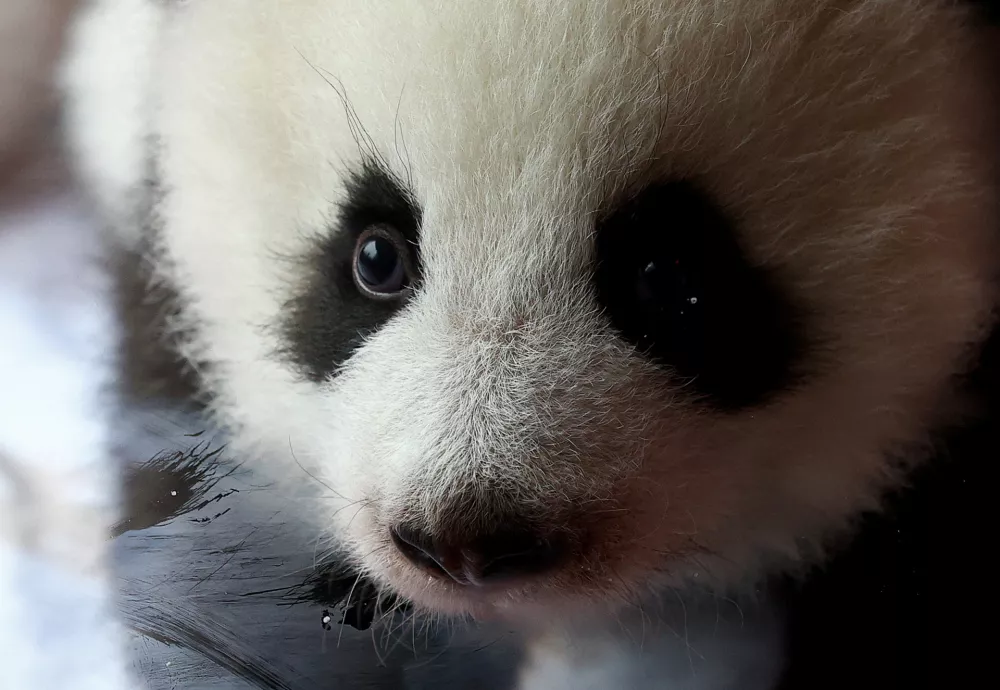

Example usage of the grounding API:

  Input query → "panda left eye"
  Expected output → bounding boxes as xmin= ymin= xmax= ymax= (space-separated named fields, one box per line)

xmin=595 ymin=184 xmax=706 ymax=376
xmin=352 ymin=224 xmax=412 ymax=299
xmin=628 ymin=245 xmax=703 ymax=356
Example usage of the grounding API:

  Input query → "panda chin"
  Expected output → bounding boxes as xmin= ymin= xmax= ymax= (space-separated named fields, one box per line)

xmin=380 ymin=563 xmax=633 ymax=626
xmin=372 ymin=557 xmax=585 ymax=623
xmin=378 ymin=569 xmax=527 ymax=621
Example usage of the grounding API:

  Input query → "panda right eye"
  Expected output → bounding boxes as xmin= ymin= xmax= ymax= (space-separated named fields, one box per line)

xmin=352 ymin=225 xmax=413 ymax=299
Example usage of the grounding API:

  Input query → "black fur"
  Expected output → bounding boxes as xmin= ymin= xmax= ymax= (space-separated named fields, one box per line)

xmin=593 ymin=180 xmax=808 ymax=411
xmin=775 ymin=312 xmax=1000 ymax=689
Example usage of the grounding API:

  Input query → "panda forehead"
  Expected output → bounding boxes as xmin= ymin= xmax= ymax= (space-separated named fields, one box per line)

xmin=342 ymin=155 xmax=600 ymax=315
xmin=302 ymin=3 xmax=694 ymax=237
xmin=327 ymin=101 xmax=655 ymax=259
xmin=323 ymin=108 xmax=661 ymax=301
xmin=297 ymin=4 xmax=784 ymax=283
xmin=412 ymin=175 xmax=598 ymax=292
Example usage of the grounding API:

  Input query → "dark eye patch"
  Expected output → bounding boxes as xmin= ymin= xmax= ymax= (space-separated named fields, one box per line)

xmin=283 ymin=159 xmax=422 ymax=381
xmin=594 ymin=180 xmax=806 ymax=411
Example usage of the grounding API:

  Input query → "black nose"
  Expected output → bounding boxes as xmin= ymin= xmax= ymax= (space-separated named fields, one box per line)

xmin=390 ymin=524 xmax=566 ymax=586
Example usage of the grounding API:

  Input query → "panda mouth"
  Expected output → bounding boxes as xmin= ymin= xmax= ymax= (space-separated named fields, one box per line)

xmin=299 ymin=564 xmax=411 ymax=632
xmin=336 ymin=577 xmax=405 ymax=631
xmin=389 ymin=524 xmax=570 ymax=588
xmin=315 ymin=566 xmax=521 ymax=630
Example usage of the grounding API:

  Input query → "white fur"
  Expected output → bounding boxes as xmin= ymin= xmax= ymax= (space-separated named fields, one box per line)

xmin=63 ymin=0 xmax=998 ymax=686
xmin=61 ymin=0 xmax=164 ymax=246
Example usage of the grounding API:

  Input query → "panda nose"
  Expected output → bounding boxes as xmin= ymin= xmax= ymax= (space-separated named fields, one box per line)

xmin=390 ymin=523 xmax=566 ymax=586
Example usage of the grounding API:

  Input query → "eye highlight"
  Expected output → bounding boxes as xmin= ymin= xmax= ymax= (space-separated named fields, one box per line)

xmin=353 ymin=224 xmax=412 ymax=299
xmin=594 ymin=180 xmax=805 ymax=411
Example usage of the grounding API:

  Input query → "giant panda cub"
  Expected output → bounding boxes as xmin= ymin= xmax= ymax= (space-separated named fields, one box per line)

xmin=62 ymin=1 xmax=998 ymax=688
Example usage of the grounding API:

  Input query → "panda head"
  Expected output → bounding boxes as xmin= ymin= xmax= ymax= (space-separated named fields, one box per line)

xmin=111 ymin=0 xmax=997 ymax=620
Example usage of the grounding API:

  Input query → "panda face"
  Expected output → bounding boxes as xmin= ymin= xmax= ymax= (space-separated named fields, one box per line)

xmin=135 ymin=0 xmax=995 ymax=619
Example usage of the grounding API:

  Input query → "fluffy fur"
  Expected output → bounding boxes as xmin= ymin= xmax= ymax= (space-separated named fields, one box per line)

xmin=62 ymin=0 xmax=998 ymax=687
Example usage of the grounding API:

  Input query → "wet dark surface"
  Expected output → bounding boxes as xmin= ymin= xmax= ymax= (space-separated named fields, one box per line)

xmin=113 ymin=406 xmax=524 ymax=690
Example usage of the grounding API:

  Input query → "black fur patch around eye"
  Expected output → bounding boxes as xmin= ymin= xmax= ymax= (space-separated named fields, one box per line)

xmin=282 ymin=160 xmax=422 ymax=381
xmin=594 ymin=180 xmax=807 ymax=412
